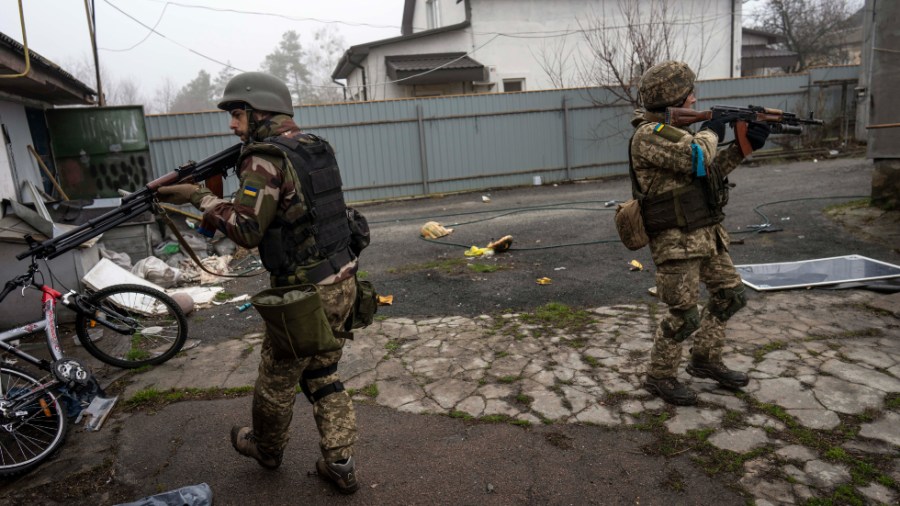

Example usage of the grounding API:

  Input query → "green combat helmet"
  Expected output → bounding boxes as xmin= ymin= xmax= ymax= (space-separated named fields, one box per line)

xmin=639 ymin=61 xmax=695 ymax=112
xmin=218 ymin=72 xmax=294 ymax=116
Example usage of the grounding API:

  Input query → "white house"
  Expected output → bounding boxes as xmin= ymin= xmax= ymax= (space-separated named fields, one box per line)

xmin=333 ymin=0 xmax=745 ymax=100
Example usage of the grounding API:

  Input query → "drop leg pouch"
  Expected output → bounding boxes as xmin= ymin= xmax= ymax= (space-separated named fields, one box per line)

xmin=251 ymin=284 xmax=341 ymax=359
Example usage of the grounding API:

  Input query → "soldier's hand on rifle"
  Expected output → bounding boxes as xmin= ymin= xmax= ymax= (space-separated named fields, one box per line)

xmin=746 ymin=122 xmax=770 ymax=151
xmin=157 ymin=184 xmax=199 ymax=205
xmin=700 ymin=117 xmax=728 ymax=141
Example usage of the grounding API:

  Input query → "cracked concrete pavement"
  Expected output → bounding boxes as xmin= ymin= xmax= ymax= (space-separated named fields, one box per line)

xmin=101 ymin=287 xmax=899 ymax=505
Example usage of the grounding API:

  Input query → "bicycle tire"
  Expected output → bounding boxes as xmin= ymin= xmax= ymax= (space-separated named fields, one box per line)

xmin=75 ymin=284 xmax=188 ymax=368
xmin=0 ymin=365 xmax=69 ymax=477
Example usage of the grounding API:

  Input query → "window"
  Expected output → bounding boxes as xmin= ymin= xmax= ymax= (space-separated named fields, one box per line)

xmin=503 ymin=79 xmax=525 ymax=92
xmin=426 ymin=0 xmax=441 ymax=29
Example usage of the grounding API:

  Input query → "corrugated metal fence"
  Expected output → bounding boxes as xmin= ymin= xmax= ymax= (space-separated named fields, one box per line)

xmin=145 ymin=65 xmax=859 ymax=203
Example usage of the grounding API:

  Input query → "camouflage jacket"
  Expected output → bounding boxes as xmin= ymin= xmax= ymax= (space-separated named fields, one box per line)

xmin=190 ymin=115 xmax=355 ymax=284
xmin=630 ymin=110 xmax=745 ymax=264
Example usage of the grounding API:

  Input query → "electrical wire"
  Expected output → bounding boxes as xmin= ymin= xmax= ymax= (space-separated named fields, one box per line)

xmin=101 ymin=0 xmax=246 ymax=72
xmin=102 ymin=2 xmax=169 ymax=52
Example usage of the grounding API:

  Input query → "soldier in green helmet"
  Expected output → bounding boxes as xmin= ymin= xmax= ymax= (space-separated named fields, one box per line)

xmin=629 ymin=61 xmax=770 ymax=405
xmin=158 ymin=71 xmax=361 ymax=494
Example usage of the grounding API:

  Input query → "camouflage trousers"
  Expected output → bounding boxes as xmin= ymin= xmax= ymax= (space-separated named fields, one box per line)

xmin=648 ymin=252 xmax=743 ymax=378
xmin=253 ymin=275 xmax=358 ymax=463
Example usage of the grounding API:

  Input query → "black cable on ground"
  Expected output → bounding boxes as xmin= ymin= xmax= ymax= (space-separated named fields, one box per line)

xmin=417 ymin=195 xmax=871 ymax=251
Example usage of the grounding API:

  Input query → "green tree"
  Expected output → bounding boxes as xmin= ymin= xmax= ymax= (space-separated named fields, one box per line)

xmin=170 ymin=70 xmax=216 ymax=113
xmin=261 ymin=30 xmax=310 ymax=105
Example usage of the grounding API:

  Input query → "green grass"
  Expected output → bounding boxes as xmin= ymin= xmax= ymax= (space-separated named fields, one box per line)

xmin=361 ymin=384 xmax=379 ymax=398
xmin=823 ymin=198 xmax=870 ymax=214
xmin=449 ymin=410 xmax=473 ymax=421
xmin=582 ymin=354 xmax=599 ymax=367
xmin=214 ymin=291 xmax=236 ymax=302
xmin=885 ymin=393 xmax=900 ymax=411
xmin=468 ymin=263 xmax=501 ymax=273
xmin=356 ymin=270 xmax=369 ymax=280
xmin=520 ymin=302 xmax=594 ymax=333
xmin=124 ymin=385 xmax=253 ymax=409
xmin=385 ymin=339 xmax=400 ymax=353
xmin=515 ymin=394 xmax=534 ymax=405
xmin=497 ymin=375 xmax=520 ymax=384
xmin=753 ymin=340 xmax=786 ymax=362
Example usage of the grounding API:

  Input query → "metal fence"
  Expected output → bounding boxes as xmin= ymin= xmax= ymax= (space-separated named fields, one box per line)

xmin=145 ymin=65 xmax=859 ymax=203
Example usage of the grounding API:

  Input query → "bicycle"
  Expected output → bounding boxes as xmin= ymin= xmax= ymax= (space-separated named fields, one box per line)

xmin=0 ymin=258 xmax=188 ymax=476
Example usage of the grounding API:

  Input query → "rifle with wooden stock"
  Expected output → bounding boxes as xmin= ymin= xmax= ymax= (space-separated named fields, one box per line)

xmin=664 ymin=105 xmax=824 ymax=155
xmin=17 ymin=143 xmax=242 ymax=261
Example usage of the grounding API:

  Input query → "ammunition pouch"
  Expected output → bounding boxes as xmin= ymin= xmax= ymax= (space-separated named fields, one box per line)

xmin=251 ymin=284 xmax=344 ymax=360
xmin=259 ymin=226 xmax=287 ymax=272
xmin=642 ymin=179 xmax=724 ymax=235
xmin=351 ymin=278 xmax=378 ymax=329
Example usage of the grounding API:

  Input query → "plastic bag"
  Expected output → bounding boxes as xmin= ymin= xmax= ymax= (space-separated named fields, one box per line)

xmin=131 ymin=256 xmax=183 ymax=288
xmin=114 ymin=483 xmax=212 ymax=506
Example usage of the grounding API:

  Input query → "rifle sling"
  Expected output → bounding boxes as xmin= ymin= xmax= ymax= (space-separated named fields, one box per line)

xmin=160 ymin=211 xmax=262 ymax=279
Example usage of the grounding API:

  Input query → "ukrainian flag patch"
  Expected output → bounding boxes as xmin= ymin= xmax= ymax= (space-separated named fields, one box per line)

xmin=243 ymin=186 xmax=259 ymax=198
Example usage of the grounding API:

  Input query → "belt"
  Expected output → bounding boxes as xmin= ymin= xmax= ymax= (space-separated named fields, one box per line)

xmin=273 ymin=247 xmax=354 ymax=286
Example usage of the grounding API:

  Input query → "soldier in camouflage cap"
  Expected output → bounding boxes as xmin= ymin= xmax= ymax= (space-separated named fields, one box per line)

xmin=628 ymin=61 xmax=770 ymax=405
xmin=158 ymin=71 xmax=361 ymax=494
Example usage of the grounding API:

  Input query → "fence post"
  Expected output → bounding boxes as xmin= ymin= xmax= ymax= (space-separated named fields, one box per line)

xmin=416 ymin=104 xmax=430 ymax=195
xmin=562 ymin=96 xmax=572 ymax=181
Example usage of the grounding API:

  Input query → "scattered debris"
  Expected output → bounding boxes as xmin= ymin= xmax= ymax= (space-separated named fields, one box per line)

xmin=648 ymin=286 xmax=658 ymax=297
xmin=481 ymin=195 xmax=491 ymax=203
xmin=487 ymin=235 xmax=513 ymax=253
xmin=464 ymin=245 xmax=491 ymax=257
xmin=536 ymin=277 xmax=552 ymax=285
xmin=421 ymin=221 xmax=454 ymax=239
xmin=553 ymin=267 xmax=566 ymax=271
xmin=378 ymin=295 xmax=393 ymax=305
xmin=629 ymin=260 xmax=643 ymax=271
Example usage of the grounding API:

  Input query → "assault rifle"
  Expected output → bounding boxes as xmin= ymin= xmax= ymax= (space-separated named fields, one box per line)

xmin=17 ymin=143 xmax=242 ymax=261
xmin=664 ymin=105 xmax=824 ymax=155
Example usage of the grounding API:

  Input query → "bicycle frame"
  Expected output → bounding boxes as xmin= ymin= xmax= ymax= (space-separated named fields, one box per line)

xmin=0 ymin=284 xmax=67 ymax=371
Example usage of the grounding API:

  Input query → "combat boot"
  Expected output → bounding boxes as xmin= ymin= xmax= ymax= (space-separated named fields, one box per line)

xmin=230 ymin=426 xmax=282 ymax=470
xmin=316 ymin=457 xmax=360 ymax=495
xmin=686 ymin=356 xmax=749 ymax=389
xmin=643 ymin=376 xmax=697 ymax=406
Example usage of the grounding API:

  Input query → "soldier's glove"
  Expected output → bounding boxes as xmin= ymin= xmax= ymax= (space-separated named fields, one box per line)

xmin=700 ymin=117 xmax=728 ymax=141
xmin=157 ymin=184 xmax=199 ymax=205
xmin=746 ymin=121 xmax=770 ymax=151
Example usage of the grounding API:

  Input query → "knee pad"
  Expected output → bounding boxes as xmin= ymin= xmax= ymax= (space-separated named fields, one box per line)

xmin=299 ymin=364 xmax=344 ymax=404
xmin=709 ymin=285 xmax=746 ymax=321
xmin=662 ymin=305 xmax=700 ymax=343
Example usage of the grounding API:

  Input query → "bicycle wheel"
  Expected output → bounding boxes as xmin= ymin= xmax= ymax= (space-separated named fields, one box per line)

xmin=0 ymin=365 xmax=69 ymax=477
xmin=75 ymin=284 xmax=188 ymax=368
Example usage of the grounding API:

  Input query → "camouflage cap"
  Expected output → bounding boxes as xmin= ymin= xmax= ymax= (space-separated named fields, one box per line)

xmin=218 ymin=72 xmax=294 ymax=116
xmin=639 ymin=61 xmax=695 ymax=111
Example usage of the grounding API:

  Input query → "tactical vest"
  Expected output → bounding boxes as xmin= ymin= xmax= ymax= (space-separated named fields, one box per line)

xmin=632 ymin=122 xmax=729 ymax=236
xmin=247 ymin=134 xmax=353 ymax=285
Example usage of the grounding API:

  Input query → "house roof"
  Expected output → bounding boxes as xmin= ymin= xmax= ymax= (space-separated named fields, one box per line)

xmin=334 ymin=0 xmax=471 ymax=80
xmin=741 ymin=27 xmax=786 ymax=45
xmin=741 ymin=45 xmax=800 ymax=71
xmin=385 ymin=52 xmax=485 ymax=85
xmin=0 ymin=32 xmax=95 ymax=105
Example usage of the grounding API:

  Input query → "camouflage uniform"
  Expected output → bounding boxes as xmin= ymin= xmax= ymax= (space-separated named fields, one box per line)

xmin=630 ymin=110 xmax=746 ymax=379
xmin=191 ymin=115 xmax=358 ymax=463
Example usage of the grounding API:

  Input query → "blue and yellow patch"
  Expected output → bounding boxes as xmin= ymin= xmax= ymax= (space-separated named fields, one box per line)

xmin=651 ymin=122 xmax=687 ymax=143
xmin=242 ymin=186 xmax=259 ymax=198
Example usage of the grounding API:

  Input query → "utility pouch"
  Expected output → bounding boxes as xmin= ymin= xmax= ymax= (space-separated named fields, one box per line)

xmin=259 ymin=227 xmax=287 ymax=272
xmin=351 ymin=278 xmax=378 ymax=329
xmin=614 ymin=199 xmax=650 ymax=250
xmin=251 ymin=284 xmax=341 ymax=360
